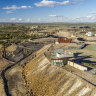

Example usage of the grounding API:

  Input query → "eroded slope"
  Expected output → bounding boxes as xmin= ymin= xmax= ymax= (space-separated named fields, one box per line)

xmin=24 ymin=45 xmax=96 ymax=96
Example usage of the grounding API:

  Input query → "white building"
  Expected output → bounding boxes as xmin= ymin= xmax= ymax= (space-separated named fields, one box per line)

xmin=52 ymin=48 xmax=74 ymax=58
xmin=56 ymin=52 xmax=73 ymax=58
xmin=51 ymin=48 xmax=74 ymax=66
xmin=85 ymin=32 xmax=94 ymax=36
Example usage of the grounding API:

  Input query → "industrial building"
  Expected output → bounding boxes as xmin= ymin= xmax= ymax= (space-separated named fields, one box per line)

xmin=51 ymin=48 xmax=88 ymax=71
xmin=68 ymin=61 xmax=87 ymax=71
xmin=58 ymin=37 xmax=72 ymax=43
xmin=54 ymin=37 xmax=72 ymax=44
xmin=52 ymin=58 xmax=68 ymax=66
xmin=51 ymin=48 xmax=73 ymax=66
xmin=52 ymin=48 xmax=74 ymax=58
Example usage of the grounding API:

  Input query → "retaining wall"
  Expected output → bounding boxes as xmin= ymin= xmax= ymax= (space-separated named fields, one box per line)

xmin=68 ymin=61 xmax=87 ymax=71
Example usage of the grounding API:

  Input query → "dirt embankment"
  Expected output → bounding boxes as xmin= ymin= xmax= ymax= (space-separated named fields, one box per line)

xmin=4 ymin=65 xmax=27 ymax=96
xmin=0 ymin=77 xmax=6 ymax=96
xmin=23 ymin=45 xmax=96 ymax=96
xmin=1 ymin=44 xmax=50 ymax=96
xmin=0 ymin=57 xmax=13 ymax=96
xmin=1 ymin=44 xmax=96 ymax=96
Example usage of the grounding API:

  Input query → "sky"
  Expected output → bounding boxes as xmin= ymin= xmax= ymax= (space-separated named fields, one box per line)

xmin=0 ymin=0 xmax=96 ymax=23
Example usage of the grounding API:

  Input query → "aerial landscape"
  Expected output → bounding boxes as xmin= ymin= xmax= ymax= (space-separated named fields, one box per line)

xmin=0 ymin=0 xmax=96 ymax=96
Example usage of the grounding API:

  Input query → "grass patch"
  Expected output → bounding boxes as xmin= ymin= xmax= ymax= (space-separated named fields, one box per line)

xmin=82 ymin=62 xmax=96 ymax=67
xmin=86 ymin=45 xmax=96 ymax=51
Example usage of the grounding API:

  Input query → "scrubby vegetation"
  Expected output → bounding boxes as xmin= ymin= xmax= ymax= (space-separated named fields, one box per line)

xmin=0 ymin=24 xmax=48 ymax=47
xmin=82 ymin=61 xmax=96 ymax=67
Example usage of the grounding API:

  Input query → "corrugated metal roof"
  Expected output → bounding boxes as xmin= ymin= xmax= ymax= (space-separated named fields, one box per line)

xmin=53 ymin=48 xmax=64 ymax=54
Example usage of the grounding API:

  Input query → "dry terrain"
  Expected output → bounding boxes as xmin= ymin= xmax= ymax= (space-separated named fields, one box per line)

xmin=0 ymin=24 xmax=96 ymax=96
xmin=23 ymin=45 xmax=96 ymax=96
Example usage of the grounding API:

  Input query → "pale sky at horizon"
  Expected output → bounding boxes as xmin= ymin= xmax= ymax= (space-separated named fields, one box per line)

xmin=0 ymin=0 xmax=96 ymax=23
